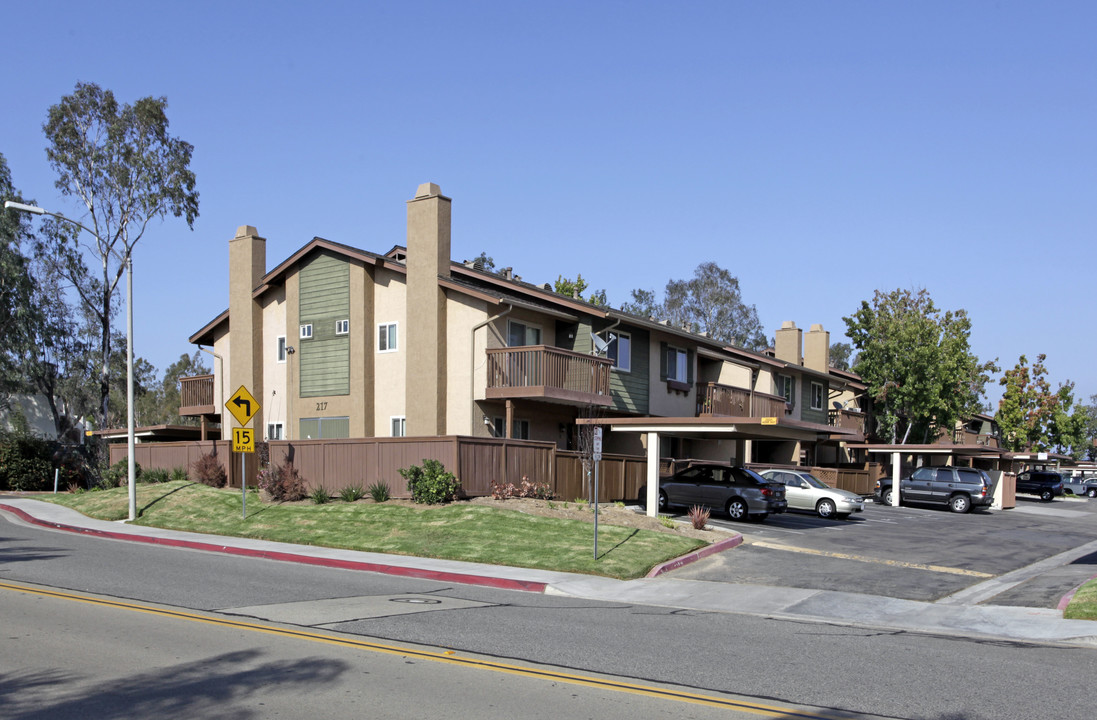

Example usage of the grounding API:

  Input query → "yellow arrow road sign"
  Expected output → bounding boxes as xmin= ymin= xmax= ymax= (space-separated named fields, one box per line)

xmin=226 ymin=385 xmax=260 ymax=426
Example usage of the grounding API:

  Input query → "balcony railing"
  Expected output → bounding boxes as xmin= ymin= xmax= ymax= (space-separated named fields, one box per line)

xmin=179 ymin=374 xmax=217 ymax=416
xmin=828 ymin=408 xmax=866 ymax=434
xmin=486 ymin=345 xmax=612 ymax=405
xmin=696 ymin=383 xmax=790 ymax=418
xmin=949 ymin=428 xmax=1000 ymax=448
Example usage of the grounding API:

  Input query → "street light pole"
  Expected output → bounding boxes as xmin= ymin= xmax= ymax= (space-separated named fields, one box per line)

xmin=4 ymin=200 xmax=138 ymax=521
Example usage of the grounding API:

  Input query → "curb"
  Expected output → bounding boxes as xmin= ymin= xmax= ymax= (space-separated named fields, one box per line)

xmin=0 ymin=502 xmax=548 ymax=593
xmin=1057 ymin=572 xmax=1097 ymax=611
xmin=645 ymin=534 xmax=743 ymax=578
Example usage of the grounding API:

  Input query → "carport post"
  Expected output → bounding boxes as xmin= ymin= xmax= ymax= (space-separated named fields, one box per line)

xmin=646 ymin=432 xmax=659 ymax=517
xmin=891 ymin=451 xmax=901 ymax=507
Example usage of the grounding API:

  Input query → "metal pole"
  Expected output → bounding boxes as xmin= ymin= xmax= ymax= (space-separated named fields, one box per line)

xmin=593 ymin=458 xmax=599 ymax=559
xmin=126 ymin=256 xmax=136 ymax=521
xmin=241 ymin=450 xmax=247 ymax=519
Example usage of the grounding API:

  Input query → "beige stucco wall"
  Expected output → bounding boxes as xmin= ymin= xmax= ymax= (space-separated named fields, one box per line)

xmin=373 ymin=267 xmax=406 ymax=435
xmin=716 ymin=359 xmax=752 ymax=388
xmin=211 ymin=326 xmax=231 ymax=439
xmin=260 ymin=287 xmax=287 ymax=439
xmin=647 ymin=331 xmax=695 ymax=417
xmin=445 ymin=293 xmax=491 ymax=436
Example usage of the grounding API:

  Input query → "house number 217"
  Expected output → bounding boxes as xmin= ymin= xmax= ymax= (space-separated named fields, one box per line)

xmin=315 ymin=401 xmax=328 ymax=411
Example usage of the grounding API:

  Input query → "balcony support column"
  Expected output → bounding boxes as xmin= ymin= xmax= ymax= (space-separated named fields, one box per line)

xmin=505 ymin=400 xmax=515 ymax=439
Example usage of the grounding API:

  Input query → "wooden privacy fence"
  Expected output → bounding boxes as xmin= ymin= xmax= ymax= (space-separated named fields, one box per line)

xmin=111 ymin=438 xmax=875 ymax=499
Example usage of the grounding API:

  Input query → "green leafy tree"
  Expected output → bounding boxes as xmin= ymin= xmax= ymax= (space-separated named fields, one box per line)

xmin=623 ymin=263 xmax=766 ymax=350
xmin=844 ymin=288 xmax=997 ymax=444
xmin=1081 ymin=395 xmax=1097 ymax=461
xmin=37 ymin=82 xmax=199 ymax=431
xmin=134 ymin=352 xmax=210 ymax=426
xmin=471 ymin=251 xmax=495 ymax=272
xmin=1 ymin=153 xmax=88 ymax=439
xmin=829 ymin=341 xmax=854 ymax=371
xmin=996 ymin=354 xmax=1084 ymax=455
xmin=553 ymin=274 xmax=607 ymax=306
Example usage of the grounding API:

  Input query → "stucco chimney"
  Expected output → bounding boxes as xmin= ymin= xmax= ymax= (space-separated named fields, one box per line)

xmin=804 ymin=323 xmax=830 ymax=373
xmin=228 ymin=225 xmax=266 ymax=438
xmin=774 ymin=321 xmax=803 ymax=365
xmin=406 ymin=183 xmax=451 ymax=436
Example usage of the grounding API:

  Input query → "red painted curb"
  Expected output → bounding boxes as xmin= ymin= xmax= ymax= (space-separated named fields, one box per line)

xmin=1058 ymin=572 xmax=1097 ymax=612
xmin=0 ymin=503 xmax=548 ymax=593
xmin=645 ymin=534 xmax=744 ymax=578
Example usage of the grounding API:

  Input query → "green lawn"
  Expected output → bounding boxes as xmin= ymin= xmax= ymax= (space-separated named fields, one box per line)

xmin=40 ymin=482 xmax=705 ymax=580
xmin=1064 ymin=577 xmax=1097 ymax=621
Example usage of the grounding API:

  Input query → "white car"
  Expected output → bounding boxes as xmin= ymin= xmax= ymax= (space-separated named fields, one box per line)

xmin=759 ymin=469 xmax=866 ymax=519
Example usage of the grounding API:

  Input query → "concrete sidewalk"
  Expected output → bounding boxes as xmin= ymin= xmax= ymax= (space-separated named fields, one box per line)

xmin=3 ymin=497 xmax=1096 ymax=648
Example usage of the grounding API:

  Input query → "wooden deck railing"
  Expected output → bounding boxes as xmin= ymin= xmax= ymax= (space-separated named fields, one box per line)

xmin=486 ymin=345 xmax=612 ymax=404
xmin=695 ymin=383 xmax=790 ymax=418
xmin=179 ymin=374 xmax=216 ymax=416
xmin=828 ymin=408 xmax=866 ymax=433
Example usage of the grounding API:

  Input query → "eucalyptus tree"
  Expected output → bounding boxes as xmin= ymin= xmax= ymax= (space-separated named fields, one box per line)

xmin=39 ymin=82 xmax=199 ymax=430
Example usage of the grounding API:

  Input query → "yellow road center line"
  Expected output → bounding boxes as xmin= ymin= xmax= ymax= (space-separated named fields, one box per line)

xmin=1 ymin=580 xmax=841 ymax=719
xmin=748 ymin=541 xmax=993 ymax=578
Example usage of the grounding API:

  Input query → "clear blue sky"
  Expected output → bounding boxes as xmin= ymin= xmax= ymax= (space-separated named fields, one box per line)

xmin=3 ymin=1 xmax=1094 ymax=409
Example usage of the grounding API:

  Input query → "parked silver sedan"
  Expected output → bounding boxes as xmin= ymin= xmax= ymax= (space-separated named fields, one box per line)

xmin=759 ymin=469 xmax=865 ymax=519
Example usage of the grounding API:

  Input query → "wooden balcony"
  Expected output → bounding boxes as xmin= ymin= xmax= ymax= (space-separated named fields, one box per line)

xmin=486 ymin=345 xmax=612 ymax=406
xmin=179 ymin=374 xmax=217 ymax=416
xmin=696 ymin=383 xmax=790 ymax=418
xmin=828 ymin=408 xmax=866 ymax=437
xmin=948 ymin=429 xmax=1000 ymax=448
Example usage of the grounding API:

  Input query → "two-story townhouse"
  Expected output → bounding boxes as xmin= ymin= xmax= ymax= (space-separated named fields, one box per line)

xmin=181 ymin=183 xmax=759 ymax=457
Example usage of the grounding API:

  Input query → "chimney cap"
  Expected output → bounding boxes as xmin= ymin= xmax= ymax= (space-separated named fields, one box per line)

xmin=414 ymin=182 xmax=443 ymax=199
xmin=235 ymin=225 xmax=260 ymax=238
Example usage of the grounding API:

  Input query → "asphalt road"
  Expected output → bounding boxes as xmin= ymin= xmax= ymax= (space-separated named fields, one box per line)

xmin=669 ymin=495 xmax=1097 ymax=604
xmin=4 ymin=510 xmax=1097 ymax=719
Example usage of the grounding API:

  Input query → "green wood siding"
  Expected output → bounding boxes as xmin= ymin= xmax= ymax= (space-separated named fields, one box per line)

xmin=299 ymin=252 xmax=350 ymax=397
xmin=604 ymin=324 xmax=648 ymax=415
xmin=801 ymin=378 xmax=827 ymax=424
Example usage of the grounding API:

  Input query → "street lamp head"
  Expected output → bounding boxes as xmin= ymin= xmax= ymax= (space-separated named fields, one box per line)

xmin=4 ymin=201 xmax=46 ymax=215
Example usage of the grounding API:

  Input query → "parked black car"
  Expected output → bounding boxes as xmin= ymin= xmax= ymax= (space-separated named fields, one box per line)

xmin=640 ymin=463 xmax=787 ymax=521
xmin=1014 ymin=471 xmax=1064 ymax=502
xmin=875 ymin=466 xmax=995 ymax=513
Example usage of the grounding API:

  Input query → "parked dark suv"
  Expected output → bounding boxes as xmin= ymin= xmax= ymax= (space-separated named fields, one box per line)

xmin=1014 ymin=471 xmax=1064 ymax=502
xmin=875 ymin=466 xmax=995 ymax=513
xmin=640 ymin=463 xmax=787 ymax=521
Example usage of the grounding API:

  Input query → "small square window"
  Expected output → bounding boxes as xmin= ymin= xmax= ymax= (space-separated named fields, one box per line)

xmin=335 ymin=319 xmax=349 ymax=335
xmin=277 ymin=336 xmax=287 ymax=363
xmin=391 ymin=416 xmax=406 ymax=437
xmin=811 ymin=382 xmax=824 ymax=411
xmin=300 ymin=324 xmax=313 ymax=339
xmin=379 ymin=322 xmax=398 ymax=352
xmin=608 ymin=332 xmax=631 ymax=372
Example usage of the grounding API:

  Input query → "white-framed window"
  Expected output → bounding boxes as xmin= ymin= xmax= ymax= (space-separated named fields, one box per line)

xmin=810 ymin=381 xmax=824 ymax=411
xmin=378 ymin=322 xmax=398 ymax=352
xmin=277 ymin=336 xmax=287 ymax=363
xmin=666 ymin=346 xmax=688 ymax=383
xmin=391 ymin=416 xmax=406 ymax=437
xmin=267 ymin=422 xmax=284 ymax=440
xmin=335 ymin=319 xmax=349 ymax=335
xmin=300 ymin=324 xmax=313 ymax=339
xmin=491 ymin=417 xmax=530 ymax=439
xmin=507 ymin=320 xmax=542 ymax=347
xmin=608 ymin=332 xmax=631 ymax=372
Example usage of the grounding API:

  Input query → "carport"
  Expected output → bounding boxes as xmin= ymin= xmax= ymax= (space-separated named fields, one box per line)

xmin=862 ymin=444 xmax=1006 ymax=508
xmin=579 ymin=416 xmax=860 ymax=517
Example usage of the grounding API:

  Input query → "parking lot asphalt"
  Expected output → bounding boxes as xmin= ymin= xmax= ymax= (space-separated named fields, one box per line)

xmin=663 ymin=494 xmax=1097 ymax=607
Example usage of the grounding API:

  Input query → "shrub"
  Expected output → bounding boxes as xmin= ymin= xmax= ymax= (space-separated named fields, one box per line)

xmin=257 ymin=459 xmax=307 ymax=502
xmin=191 ymin=453 xmax=226 ymax=488
xmin=658 ymin=515 xmax=676 ymax=529
xmin=687 ymin=505 xmax=711 ymax=530
xmin=0 ymin=431 xmax=55 ymax=492
xmin=310 ymin=487 xmax=331 ymax=504
xmin=339 ymin=484 xmax=365 ymax=502
xmin=102 ymin=458 xmax=142 ymax=489
xmin=142 ymin=468 xmax=171 ymax=484
xmin=399 ymin=459 xmax=460 ymax=504
xmin=368 ymin=480 xmax=391 ymax=503
xmin=169 ymin=466 xmax=189 ymax=483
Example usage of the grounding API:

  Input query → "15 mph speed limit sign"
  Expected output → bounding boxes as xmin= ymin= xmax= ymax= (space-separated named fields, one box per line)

xmin=233 ymin=427 xmax=255 ymax=453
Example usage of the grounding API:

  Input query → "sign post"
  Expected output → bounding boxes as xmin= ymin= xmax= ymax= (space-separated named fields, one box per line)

xmin=593 ymin=426 xmax=603 ymax=560
xmin=226 ymin=385 xmax=260 ymax=519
